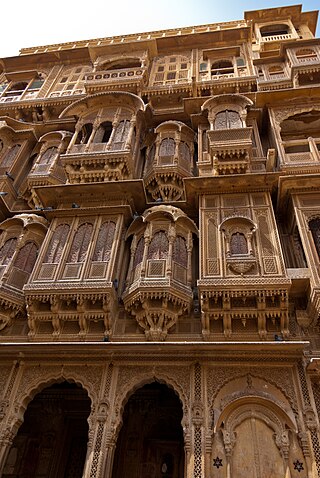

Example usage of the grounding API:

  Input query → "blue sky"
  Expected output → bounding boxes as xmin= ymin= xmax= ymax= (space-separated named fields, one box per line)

xmin=1 ymin=0 xmax=319 ymax=57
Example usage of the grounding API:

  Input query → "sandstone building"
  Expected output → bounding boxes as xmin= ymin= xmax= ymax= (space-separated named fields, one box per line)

xmin=0 ymin=4 xmax=320 ymax=477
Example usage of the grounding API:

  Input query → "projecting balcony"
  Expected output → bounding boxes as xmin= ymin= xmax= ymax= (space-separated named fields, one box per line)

xmin=199 ymin=127 xmax=254 ymax=176
xmin=84 ymin=67 xmax=147 ymax=93
xmin=281 ymin=138 xmax=320 ymax=169
xmin=261 ymin=33 xmax=295 ymax=43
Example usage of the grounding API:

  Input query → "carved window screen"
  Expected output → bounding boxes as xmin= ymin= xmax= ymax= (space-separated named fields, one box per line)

xmin=173 ymin=236 xmax=188 ymax=267
xmin=92 ymin=221 xmax=116 ymax=262
xmin=94 ymin=122 xmax=113 ymax=144
xmin=111 ymin=120 xmax=131 ymax=150
xmin=14 ymin=242 xmax=38 ymax=273
xmin=214 ymin=110 xmax=242 ymax=130
xmin=230 ymin=232 xmax=248 ymax=255
xmin=148 ymin=231 xmax=169 ymax=259
xmin=133 ymin=237 xmax=144 ymax=268
xmin=0 ymin=238 xmax=17 ymax=265
xmin=1 ymin=144 xmax=21 ymax=167
xmin=67 ymin=223 xmax=93 ymax=263
xmin=44 ymin=224 xmax=70 ymax=263
xmin=77 ymin=123 xmax=93 ymax=144
xmin=309 ymin=218 xmax=320 ymax=259
xmin=50 ymin=66 xmax=91 ymax=97
xmin=159 ymin=138 xmax=175 ymax=163
xmin=179 ymin=142 xmax=191 ymax=163
xmin=39 ymin=147 xmax=58 ymax=165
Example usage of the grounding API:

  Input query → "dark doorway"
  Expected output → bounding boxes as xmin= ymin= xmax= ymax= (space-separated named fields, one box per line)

xmin=3 ymin=381 xmax=91 ymax=478
xmin=112 ymin=382 xmax=184 ymax=478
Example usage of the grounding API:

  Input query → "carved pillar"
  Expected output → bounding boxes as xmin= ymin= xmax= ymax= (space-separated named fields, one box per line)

xmin=0 ymin=361 xmax=24 ymax=475
xmin=308 ymin=137 xmax=319 ymax=161
xmin=174 ymin=132 xmax=180 ymax=165
xmin=140 ymin=225 xmax=151 ymax=278
xmin=67 ymin=122 xmax=82 ymax=153
xmin=297 ymin=360 xmax=319 ymax=477
xmin=186 ymin=231 xmax=193 ymax=286
xmin=106 ymin=119 xmax=119 ymax=151
xmin=166 ymin=224 xmax=176 ymax=278
xmin=85 ymin=116 xmax=101 ymax=151
xmin=124 ymin=118 xmax=136 ymax=150
xmin=222 ymin=429 xmax=236 ymax=478
xmin=192 ymin=363 xmax=204 ymax=478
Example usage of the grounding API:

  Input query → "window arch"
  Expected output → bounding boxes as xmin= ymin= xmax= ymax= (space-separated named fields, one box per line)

xmin=211 ymin=60 xmax=233 ymax=76
xmin=173 ymin=236 xmax=187 ymax=267
xmin=92 ymin=221 xmax=116 ymax=262
xmin=0 ymin=238 xmax=17 ymax=265
xmin=77 ymin=123 xmax=93 ymax=144
xmin=13 ymin=242 xmax=38 ymax=273
xmin=214 ymin=110 xmax=242 ymax=130
xmin=230 ymin=232 xmax=248 ymax=255
xmin=148 ymin=231 xmax=168 ymax=260
xmin=94 ymin=121 xmax=113 ymax=144
xmin=309 ymin=218 xmax=320 ymax=258
xmin=67 ymin=223 xmax=93 ymax=263
xmin=159 ymin=138 xmax=175 ymax=161
xmin=39 ymin=147 xmax=58 ymax=165
xmin=44 ymin=224 xmax=70 ymax=263
xmin=260 ymin=23 xmax=290 ymax=37
xmin=133 ymin=237 xmax=144 ymax=268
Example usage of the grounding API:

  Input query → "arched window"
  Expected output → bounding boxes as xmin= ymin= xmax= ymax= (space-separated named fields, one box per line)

xmin=1 ymin=144 xmax=21 ymax=168
xmin=133 ymin=237 xmax=144 ymax=268
xmin=111 ymin=120 xmax=131 ymax=150
xmin=309 ymin=218 xmax=320 ymax=258
xmin=0 ymin=238 xmax=17 ymax=265
xmin=148 ymin=231 xmax=168 ymax=260
xmin=260 ymin=24 xmax=290 ymax=37
xmin=214 ymin=110 xmax=242 ymax=130
xmin=230 ymin=233 xmax=248 ymax=255
xmin=211 ymin=60 xmax=233 ymax=76
xmin=173 ymin=236 xmax=187 ymax=267
xmin=13 ymin=242 xmax=38 ymax=273
xmin=92 ymin=221 xmax=116 ymax=262
xmin=67 ymin=223 xmax=93 ymax=263
xmin=39 ymin=147 xmax=58 ymax=165
xmin=159 ymin=138 xmax=175 ymax=162
xmin=44 ymin=224 xmax=70 ymax=263
xmin=94 ymin=122 xmax=113 ymax=144
xmin=77 ymin=123 xmax=93 ymax=144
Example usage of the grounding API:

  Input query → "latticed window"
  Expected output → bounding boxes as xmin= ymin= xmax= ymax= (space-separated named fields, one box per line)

xmin=44 ymin=224 xmax=70 ymax=263
xmin=310 ymin=218 xmax=320 ymax=258
xmin=49 ymin=66 xmax=91 ymax=98
xmin=214 ymin=110 xmax=242 ymax=130
xmin=230 ymin=233 xmax=248 ymax=255
xmin=67 ymin=223 xmax=93 ymax=263
xmin=94 ymin=122 xmax=113 ymax=144
xmin=39 ymin=147 xmax=58 ymax=165
xmin=77 ymin=123 xmax=93 ymax=144
xmin=148 ymin=231 xmax=169 ymax=259
xmin=159 ymin=138 xmax=175 ymax=159
xmin=111 ymin=120 xmax=131 ymax=150
xmin=133 ymin=237 xmax=144 ymax=268
xmin=92 ymin=221 xmax=116 ymax=262
xmin=173 ymin=236 xmax=187 ymax=267
xmin=14 ymin=242 xmax=38 ymax=273
xmin=0 ymin=238 xmax=17 ymax=265
xmin=1 ymin=144 xmax=21 ymax=167
xmin=153 ymin=55 xmax=190 ymax=85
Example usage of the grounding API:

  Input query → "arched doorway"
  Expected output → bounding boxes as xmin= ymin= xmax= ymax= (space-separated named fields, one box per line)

xmin=3 ymin=381 xmax=91 ymax=478
xmin=112 ymin=382 xmax=185 ymax=478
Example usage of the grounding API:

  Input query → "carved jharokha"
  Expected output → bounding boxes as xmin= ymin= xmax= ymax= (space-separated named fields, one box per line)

xmin=0 ymin=4 xmax=320 ymax=478
xmin=123 ymin=205 xmax=198 ymax=340
xmin=143 ymin=121 xmax=195 ymax=201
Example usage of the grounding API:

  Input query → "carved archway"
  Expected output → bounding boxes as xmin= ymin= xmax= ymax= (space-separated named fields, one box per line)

xmin=112 ymin=380 xmax=185 ymax=478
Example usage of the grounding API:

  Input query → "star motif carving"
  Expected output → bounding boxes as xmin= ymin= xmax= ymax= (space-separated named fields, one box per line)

xmin=293 ymin=460 xmax=304 ymax=472
xmin=213 ymin=457 xmax=223 ymax=469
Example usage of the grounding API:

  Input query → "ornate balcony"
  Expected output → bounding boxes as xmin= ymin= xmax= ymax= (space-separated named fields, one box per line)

xmin=84 ymin=67 xmax=147 ymax=93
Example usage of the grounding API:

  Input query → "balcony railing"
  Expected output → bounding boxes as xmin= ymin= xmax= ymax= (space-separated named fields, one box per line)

xmin=261 ymin=33 xmax=295 ymax=42
xmin=85 ymin=68 xmax=146 ymax=85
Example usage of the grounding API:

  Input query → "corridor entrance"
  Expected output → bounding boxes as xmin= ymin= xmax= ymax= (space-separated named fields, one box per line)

xmin=112 ymin=382 xmax=184 ymax=478
xmin=3 ymin=381 xmax=91 ymax=478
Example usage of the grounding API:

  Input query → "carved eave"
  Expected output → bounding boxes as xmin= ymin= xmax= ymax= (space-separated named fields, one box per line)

xmin=33 ymin=180 xmax=147 ymax=213
xmin=59 ymin=91 xmax=145 ymax=119
xmin=0 ymin=213 xmax=48 ymax=232
xmin=277 ymin=173 xmax=320 ymax=216
xmin=0 ymin=117 xmax=37 ymax=141
xmin=87 ymin=39 xmax=158 ymax=64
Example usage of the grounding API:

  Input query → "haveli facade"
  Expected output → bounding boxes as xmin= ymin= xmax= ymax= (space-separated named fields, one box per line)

xmin=0 ymin=4 xmax=320 ymax=477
